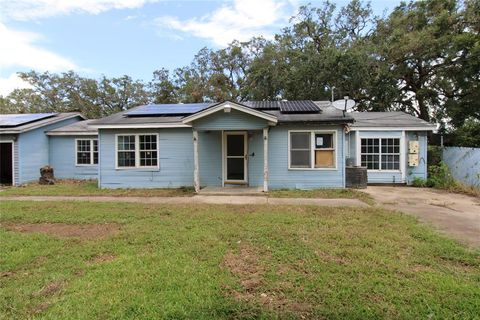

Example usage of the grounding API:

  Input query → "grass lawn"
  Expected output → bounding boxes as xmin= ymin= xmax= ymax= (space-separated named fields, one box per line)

xmin=1 ymin=201 xmax=479 ymax=319
xmin=0 ymin=180 xmax=195 ymax=197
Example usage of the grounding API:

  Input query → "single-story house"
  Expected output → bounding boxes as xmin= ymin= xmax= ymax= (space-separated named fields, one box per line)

xmin=0 ymin=113 xmax=85 ymax=185
xmin=0 ymin=101 xmax=436 ymax=190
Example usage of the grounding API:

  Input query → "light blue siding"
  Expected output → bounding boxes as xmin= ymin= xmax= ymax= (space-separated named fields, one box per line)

xmin=198 ymin=131 xmax=222 ymax=186
xmin=192 ymin=109 xmax=269 ymax=130
xmin=247 ymin=131 xmax=264 ymax=187
xmin=49 ymin=136 xmax=98 ymax=180
xmin=17 ymin=116 xmax=82 ymax=184
xmin=406 ymin=132 xmax=428 ymax=184
xmin=98 ymin=128 xmax=194 ymax=189
xmin=268 ymin=125 xmax=345 ymax=189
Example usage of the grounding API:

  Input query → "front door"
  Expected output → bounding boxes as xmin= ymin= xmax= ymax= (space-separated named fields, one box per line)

xmin=0 ymin=142 xmax=13 ymax=185
xmin=224 ymin=132 xmax=247 ymax=184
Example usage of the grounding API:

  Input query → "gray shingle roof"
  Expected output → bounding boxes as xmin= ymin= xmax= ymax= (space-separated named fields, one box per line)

xmin=0 ymin=113 xmax=85 ymax=134
xmin=47 ymin=119 xmax=98 ymax=135
xmin=91 ymin=100 xmax=353 ymax=126
xmin=350 ymin=112 xmax=436 ymax=129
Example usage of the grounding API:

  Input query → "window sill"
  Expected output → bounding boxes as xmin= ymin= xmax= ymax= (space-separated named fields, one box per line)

xmin=367 ymin=170 xmax=401 ymax=173
xmin=75 ymin=164 xmax=98 ymax=167
xmin=288 ymin=167 xmax=338 ymax=171
xmin=115 ymin=167 xmax=159 ymax=171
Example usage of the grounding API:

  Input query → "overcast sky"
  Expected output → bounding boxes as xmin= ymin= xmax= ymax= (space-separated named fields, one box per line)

xmin=0 ymin=0 xmax=401 ymax=96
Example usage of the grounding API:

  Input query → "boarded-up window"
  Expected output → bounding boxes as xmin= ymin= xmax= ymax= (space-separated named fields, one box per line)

xmin=289 ymin=131 xmax=336 ymax=169
xmin=314 ymin=133 xmax=335 ymax=168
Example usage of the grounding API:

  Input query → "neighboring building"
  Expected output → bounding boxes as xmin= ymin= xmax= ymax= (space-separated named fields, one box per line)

xmin=0 ymin=113 xmax=85 ymax=185
xmin=0 ymin=101 xmax=436 ymax=189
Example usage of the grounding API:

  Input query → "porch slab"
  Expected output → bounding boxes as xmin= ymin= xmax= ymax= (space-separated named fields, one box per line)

xmin=198 ymin=186 xmax=265 ymax=196
xmin=0 ymin=195 xmax=369 ymax=207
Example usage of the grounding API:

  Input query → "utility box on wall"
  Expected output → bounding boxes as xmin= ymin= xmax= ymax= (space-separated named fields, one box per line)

xmin=408 ymin=154 xmax=419 ymax=167
xmin=409 ymin=141 xmax=419 ymax=154
xmin=408 ymin=140 xmax=420 ymax=167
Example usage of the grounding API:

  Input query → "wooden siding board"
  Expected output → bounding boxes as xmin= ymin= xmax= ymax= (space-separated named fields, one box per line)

xmin=16 ymin=116 xmax=82 ymax=185
xmin=268 ymin=125 xmax=345 ymax=189
xmin=99 ymin=128 xmax=194 ymax=189
xmin=192 ymin=109 xmax=268 ymax=130
xmin=49 ymin=136 xmax=98 ymax=180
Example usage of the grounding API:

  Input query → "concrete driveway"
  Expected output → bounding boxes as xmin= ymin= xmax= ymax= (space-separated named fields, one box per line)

xmin=362 ymin=186 xmax=480 ymax=248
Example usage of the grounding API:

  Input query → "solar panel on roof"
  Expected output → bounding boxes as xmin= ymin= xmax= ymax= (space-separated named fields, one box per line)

xmin=0 ymin=113 xmax=58 ymax=127
xmin=125 ymin=103 xmax=215 ymax=116
xmin=242 ymin=100 xmax=320 ymax=113
xmin=279 ymin=101 xmax=320 ymax=113
xmin=242 ymin=101 xmax=280 ymax=110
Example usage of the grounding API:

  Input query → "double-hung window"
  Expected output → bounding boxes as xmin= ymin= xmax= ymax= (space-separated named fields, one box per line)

xmin=117 ymin=134 xmax=158 ymax=169
xmin=76 ymin=139 xmax=98 ymax=165
xmin=361 ymin=138 xmax=400 ymax=170
xmin=289 ymin=131 xmax=336 ymax=169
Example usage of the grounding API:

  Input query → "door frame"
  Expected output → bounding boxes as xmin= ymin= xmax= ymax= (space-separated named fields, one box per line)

xmin=0 ymin=141 xmax=14 ymax=186
xmin=222 ymin=131 xmax=248 ymax=185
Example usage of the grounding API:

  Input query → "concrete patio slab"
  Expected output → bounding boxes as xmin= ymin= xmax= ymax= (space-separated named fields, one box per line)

xmin=0 ymin=195 xmax=368 ymax=207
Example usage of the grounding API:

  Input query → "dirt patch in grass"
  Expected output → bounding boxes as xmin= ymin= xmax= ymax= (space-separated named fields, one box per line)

xmin=34 ymin=280 xmax=65 ymax=297
xmin=3 ymin=222 xmax=120 ymax=240
xmin=87 ymin=253 xmax=116 ymax=265
xmin=222 ymin=244 xmax=312 ymax=316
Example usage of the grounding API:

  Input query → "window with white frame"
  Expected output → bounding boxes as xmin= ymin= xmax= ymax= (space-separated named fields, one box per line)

xmin=361 ymin=138 xmax=400 ymax=170
xmin=117 ymin=134 xmax=158 ymax=168
xmin=289 ymin=131 xmax=336 ymax=169
xmin=76 ymin=139 xmax=98 ymax=165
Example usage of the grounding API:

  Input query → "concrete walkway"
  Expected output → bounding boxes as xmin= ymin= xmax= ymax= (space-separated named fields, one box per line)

xmin=0 ymin=195 xmax=368 ymax=207
xmin=361 ymin=186 xmax=480 ymax=248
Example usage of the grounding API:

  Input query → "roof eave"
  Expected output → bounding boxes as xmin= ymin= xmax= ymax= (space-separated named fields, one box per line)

xmin=0 ymin=113 xmax=85 ymax=134
xmin=182 ymin=101 xmax=278 ymax=125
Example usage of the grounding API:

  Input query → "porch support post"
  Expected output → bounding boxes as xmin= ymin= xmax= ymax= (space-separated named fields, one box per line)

xmin=263 ymin=127 xmax=269 ymax=192
xmin=193 ymin=129 xmax=200 ymax=193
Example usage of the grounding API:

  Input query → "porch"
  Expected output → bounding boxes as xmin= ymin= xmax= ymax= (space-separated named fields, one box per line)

xmin=181 ymin=102 xmax=277 ymax=193
xmin=192 ymin=128 xmax=270 ymax=193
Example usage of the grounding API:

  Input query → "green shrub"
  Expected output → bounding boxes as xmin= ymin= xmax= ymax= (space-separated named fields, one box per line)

xmin=427 ymin=145 xmax=442 ymax=167
xmin=427 ymin=162 xmax=457 ymax=189
xmin=412 ymin=177 xmax=427 ymax=187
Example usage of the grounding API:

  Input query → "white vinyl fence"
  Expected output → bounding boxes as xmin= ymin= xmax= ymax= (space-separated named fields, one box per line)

xmin=442 ymin=147 xmax=480 ymax=188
